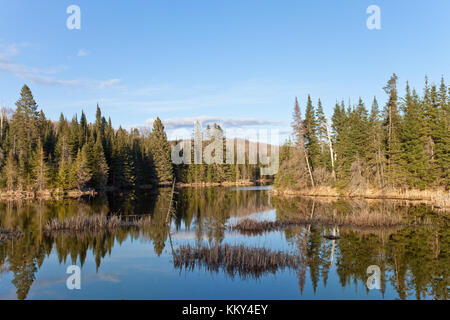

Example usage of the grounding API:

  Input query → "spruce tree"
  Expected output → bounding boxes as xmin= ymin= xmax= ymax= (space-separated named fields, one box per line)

xmin=304 ymin=95 xmax=320 ymax=169
xmin=148 ymin=118 xmax=173 ymax=185
xmin=383 ymin=73 xmax=403 ymax=187
xmin=32 ymin=142 xmax=49 ymax=191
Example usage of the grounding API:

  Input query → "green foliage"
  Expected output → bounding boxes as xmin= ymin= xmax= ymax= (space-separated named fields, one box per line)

xmin=148 ymin=118 xmax=173 ymax=185
xmin=277 ymin=75 xmax=450 ymax=192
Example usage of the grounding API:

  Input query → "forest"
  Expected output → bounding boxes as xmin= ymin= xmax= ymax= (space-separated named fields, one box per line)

xmin=2 ymin=73 xmax=449 ymax=197
xmin=275 ymin=74 xmax=450 ymax=195
xmin=0 ymin=85 xmax=264 ymax=195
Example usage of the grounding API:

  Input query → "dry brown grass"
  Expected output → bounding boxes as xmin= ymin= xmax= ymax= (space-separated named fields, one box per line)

xmin=232 ymin=208 xmax=429 ymax=234
xmin=272 ymin=187 xmax=450 ymax=209
xmin=173 ymin=243 xmax=298 ymax=278
xmin=44 ymin=214 xmax=153 ymax=233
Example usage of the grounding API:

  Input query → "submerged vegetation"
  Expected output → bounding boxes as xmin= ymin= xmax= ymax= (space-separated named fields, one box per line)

xmin=276 ymin=74 xmax=450 ymax=204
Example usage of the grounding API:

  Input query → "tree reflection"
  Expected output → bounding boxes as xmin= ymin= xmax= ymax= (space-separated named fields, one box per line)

xmin=0 ymin=190 xmax=448 ymax=300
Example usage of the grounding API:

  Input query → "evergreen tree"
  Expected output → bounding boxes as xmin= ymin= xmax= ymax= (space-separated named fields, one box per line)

xmin=10 ymin=85 xmax=40 ymax=188
xmin=32 ymin=142 xmax=49 ymax=191
xmin=400 ymin=83 xmax=428 ymax=189
xmin=74 ymin=146 xmax=92 ymax=190
xmin=304 ymin=95 xmax=320 ymax=169
xmin=383 ymin=73 xmax=403 ymax=187
xmin=148 ymin=118 xmax=173 ymax=185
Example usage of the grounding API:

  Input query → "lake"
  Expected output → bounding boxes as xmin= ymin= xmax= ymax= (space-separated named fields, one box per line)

xmin=0 ymin=186 xmax=448 ymax=300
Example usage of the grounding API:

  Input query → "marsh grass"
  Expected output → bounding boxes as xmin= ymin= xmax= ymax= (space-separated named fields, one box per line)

xmin=232 ymin=209 xmax=431 ymax=235
xmin=44 ymin=214 xmax=152 ymax=233
xmin=173 ymin=243 xmax=299 ymax=279
xmin=273 ymin=187 xmax=450 ymax=209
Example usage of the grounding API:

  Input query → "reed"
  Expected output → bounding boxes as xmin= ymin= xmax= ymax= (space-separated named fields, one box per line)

xmin=44 ymin=214 xmax=153 ymax=233
xmin=173 ymin=243 xmax=298 ymax=278
xmin=232 ymin=210 xmax=428 ymax=235
xmin=272 ymin=187 xmax=450 ymax=209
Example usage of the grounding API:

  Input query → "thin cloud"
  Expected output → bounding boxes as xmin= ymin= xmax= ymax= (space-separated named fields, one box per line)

xmin=77 ymin=49 xmax=89 ymax=57
xmin=99 ymin=78 xmax=121 ymax=89
xmin=145 ymin=116 xmax=282 ymax=130
xmin=0 ymin=42 xmax=119 ymax=89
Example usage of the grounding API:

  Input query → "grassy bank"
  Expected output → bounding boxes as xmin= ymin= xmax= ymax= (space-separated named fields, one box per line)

xmin=0 ymin=189 xmax=97 ymax=200
xmin=176 ymin=179 xmax=273 ymax=188
xmin=272 ymin=187 xmax=450 ymax=209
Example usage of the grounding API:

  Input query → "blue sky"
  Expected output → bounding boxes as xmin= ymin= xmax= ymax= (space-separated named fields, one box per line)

xmin=1 ymin=0 xmax=450 ymax=140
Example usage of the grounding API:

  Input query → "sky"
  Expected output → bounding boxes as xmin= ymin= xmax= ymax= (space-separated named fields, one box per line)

xmin=1 ymin=0 xmax=450 ymax=141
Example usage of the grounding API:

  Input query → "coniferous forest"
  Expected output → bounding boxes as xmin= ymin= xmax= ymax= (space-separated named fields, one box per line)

xmin=2 ymin=74 xmax=449 ymax=197
xmin=0 ymin=85 xmax=264 ymax=195
xmin=276 ymin=74 xmax=450 ymax=194
xmin=0 ymin=84 xmax=173 ymax=193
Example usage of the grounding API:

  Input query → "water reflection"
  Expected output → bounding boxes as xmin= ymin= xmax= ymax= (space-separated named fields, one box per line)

xmin=0 ymin=187 xmax=448 ymax=300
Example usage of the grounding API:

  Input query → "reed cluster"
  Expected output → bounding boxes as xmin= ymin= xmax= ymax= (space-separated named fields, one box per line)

xmin=232 ymin=211 xmax=426 ymax=235
xmin=44 ymin=214 xmax=153 ymax=233
xmin=173 ymin=243 xmax=298 ymax=278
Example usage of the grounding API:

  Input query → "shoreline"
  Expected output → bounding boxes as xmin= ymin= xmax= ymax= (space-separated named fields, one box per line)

xmin=271 ymin=187 xmax=450 ymax=210
xmin=176 ymin=179 xmax=273 ymax=188
xmin=0 ymin=189 xmax=97 ymax=200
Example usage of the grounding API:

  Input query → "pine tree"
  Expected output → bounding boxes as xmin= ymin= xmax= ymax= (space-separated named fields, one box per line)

xmin=292 ymin=97 xmax=314 ymax=187
xmin=304 ymin=95 xmax=320 ymax=169
xmin=383 ymin=73 xmax=403 ymax=187
xmin=148 ymin=118 xmax=173 ymax=185
xmin=32 ymin=142 xmax=49 ymax=191
xmin=10 ymin=85 xmax=40 ymax=188
xmin=366 ymin=97 xmax=385 ymax=187
xmin=400 ymin=83 xmax=428 ymax=189
xmin=91 ymin=140 xmax=109 ymax=189
xmin=73 ymin=146 xmax=92 ymax=190
xmin=3 ymin=149 xmax=17 ymax=191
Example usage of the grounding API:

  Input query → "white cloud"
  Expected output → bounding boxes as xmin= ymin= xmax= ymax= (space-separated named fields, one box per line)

xmin=77 ymin=49 xmax=88 ymax=57
xmin=0 ymin=42 xmax=120 ymax=89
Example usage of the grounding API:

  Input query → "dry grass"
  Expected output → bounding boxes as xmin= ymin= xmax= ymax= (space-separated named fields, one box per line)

xmin=232 ymin=209 xmax=428 ymax=235
xmin=273 ymin=187 xmax=450 ymax=209
xmin=44 ymin=214 xmax=152 ymax=233
xmin=173 ymin=243 xmax=298 ymax=279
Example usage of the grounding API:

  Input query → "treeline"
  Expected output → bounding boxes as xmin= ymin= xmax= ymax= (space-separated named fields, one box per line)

xmin=276 ymin=74 xmax=450 ymax=191
xmin=0 ymin=85 xmax=175 ymax=192
xmin=0 ymin=85 xmax=265 ymax=193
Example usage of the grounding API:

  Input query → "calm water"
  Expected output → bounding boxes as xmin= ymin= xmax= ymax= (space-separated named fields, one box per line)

xmin=0 ymin=186 xmax=448 ymax=300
